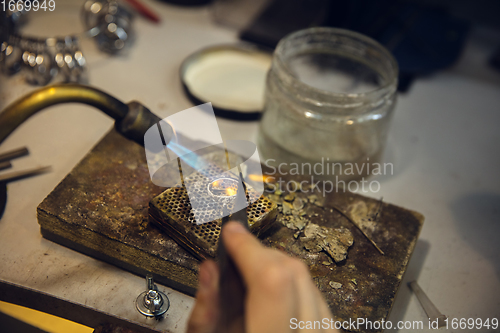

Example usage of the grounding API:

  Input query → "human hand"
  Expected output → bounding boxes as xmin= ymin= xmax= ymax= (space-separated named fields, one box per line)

xmin=186 ymin=221 xmax=339 ymax=333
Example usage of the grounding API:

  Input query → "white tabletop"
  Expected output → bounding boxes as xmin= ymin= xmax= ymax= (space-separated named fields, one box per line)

xmin=0 ymin=1 xmax=499 ymax=332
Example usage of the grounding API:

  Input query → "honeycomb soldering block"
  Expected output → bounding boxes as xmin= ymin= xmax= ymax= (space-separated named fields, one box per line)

xmin=149 ymin=164 xmax=278 ymax=260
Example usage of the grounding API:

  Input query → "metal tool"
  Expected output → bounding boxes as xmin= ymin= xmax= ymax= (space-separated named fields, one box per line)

xmin=0 ymin=147 xmax=29 ymax=163
xmin=0 ymin=84 xmax=168 ymax=147
xmin=136 ymin=275 xmax=170 ymax=317
xmin=0 ymin=165 xmax=51 ymax=183
xmin=0 ymin=166 xmax=51 ymax=218
xmin=0 ymin=161 xmax=12 ymax=171
xmin=408 ymin=280 xmax=446 ymax=328
xmin=0 ymin=147 xmax=50 ymax=219
xmin=215 ymin=172 xmax=249 ymax=333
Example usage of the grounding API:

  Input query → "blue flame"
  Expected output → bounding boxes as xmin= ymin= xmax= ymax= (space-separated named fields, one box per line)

xmin=167 ymin=141 xmax=212 ymax=172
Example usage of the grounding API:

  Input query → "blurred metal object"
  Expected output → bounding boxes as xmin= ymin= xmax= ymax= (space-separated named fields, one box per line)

xmin=0 ymin=162 xmax=11 ymax=171
xmin=409 ymin=281 xmax=447 ymax=328
xmin=82 ymin=0 xmax=135 ymax=54
xmin=1 ymin=34 xmax=88 ymax=85
xmin=51 ymin=37 xmax=87 ymax=84
xmin=0 ymin=39 xmax=23 ymax=75
xmin=136 ymin=275 xmax=170 ymax=317
xmin=23 ymin=47 xmax=56 ymax=86
xmin=0 ymin=166 xmax=51 ymax=183
xmin=0 ymin=147 xmax=29 ymax=163
xmin=0 ymin=0 xmax=134 ymax=85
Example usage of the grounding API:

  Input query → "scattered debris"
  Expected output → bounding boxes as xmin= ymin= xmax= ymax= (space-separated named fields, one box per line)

xmin=266 ymin=187 xmax=375 ymax=263
xmin=268 ymin=193 xmax=281 ymax=203
xmin=284 ymin=192 xmax=295 ymax=202
xmin=301 ymin=223 xmax=354 ymax=263
xmin=308 ymin=194 xmax=318 ymax=204
xmin=282 ymin=215 xmax=308 ymax=230
xmin=293 ymin=198 xmax=304 ymax=211
xmin=282 ymin=202 xmax=293 ymax=215
xmin=329 ymin=281 xmax=342 ymax=289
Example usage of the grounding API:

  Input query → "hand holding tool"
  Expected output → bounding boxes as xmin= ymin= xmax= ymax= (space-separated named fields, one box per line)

xmin=215 ymin=173 xmax=249 ymax=333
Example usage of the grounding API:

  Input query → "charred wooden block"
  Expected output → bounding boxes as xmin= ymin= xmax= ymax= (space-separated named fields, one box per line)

xmin=37 ymin=128 xmax=424 ymax=332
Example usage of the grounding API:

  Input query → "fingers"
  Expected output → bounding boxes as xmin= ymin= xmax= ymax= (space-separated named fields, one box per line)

xmin=222 ymin=221 xmax=339 ymax=333
xmin=222 ymin=222 xmax=308 ymax=291
xmin=222 ymin=222 xmax=296 ymax=332
xmin=186 ymin=260 xmax=220 ymax=333
xmin=222 ymin=222 xmax=285 ymax=285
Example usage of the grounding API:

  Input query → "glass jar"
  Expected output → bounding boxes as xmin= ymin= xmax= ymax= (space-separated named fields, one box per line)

xmin=257 ymin=27 xmax=398 ymax=182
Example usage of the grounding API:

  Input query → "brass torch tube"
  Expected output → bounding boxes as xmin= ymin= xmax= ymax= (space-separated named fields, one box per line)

xmin=0 ymin=84 xmax=129 ymax=145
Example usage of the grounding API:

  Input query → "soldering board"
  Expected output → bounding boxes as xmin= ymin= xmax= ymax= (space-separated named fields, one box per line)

xmin=37 ymin=128 xmax=423 ymax=333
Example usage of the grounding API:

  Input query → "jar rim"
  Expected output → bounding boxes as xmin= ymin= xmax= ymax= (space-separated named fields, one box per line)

xmin=273 ymin=27 xmax=399 ymax=106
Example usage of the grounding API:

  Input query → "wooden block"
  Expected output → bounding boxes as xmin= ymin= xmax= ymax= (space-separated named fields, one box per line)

xmin=37 ymin=128 xmax=424 ymax=332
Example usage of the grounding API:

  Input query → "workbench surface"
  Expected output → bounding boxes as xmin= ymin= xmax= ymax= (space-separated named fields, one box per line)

xmin=0 ymin=1 xmax=499 ymax=332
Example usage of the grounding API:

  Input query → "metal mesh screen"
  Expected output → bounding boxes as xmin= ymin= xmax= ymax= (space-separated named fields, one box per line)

xmin=149 ymin=164 xmax=277 ymax=259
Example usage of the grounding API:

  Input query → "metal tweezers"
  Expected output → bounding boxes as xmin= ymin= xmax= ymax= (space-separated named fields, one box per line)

xmin=216 ymin=172 xmax=249 ymax=333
